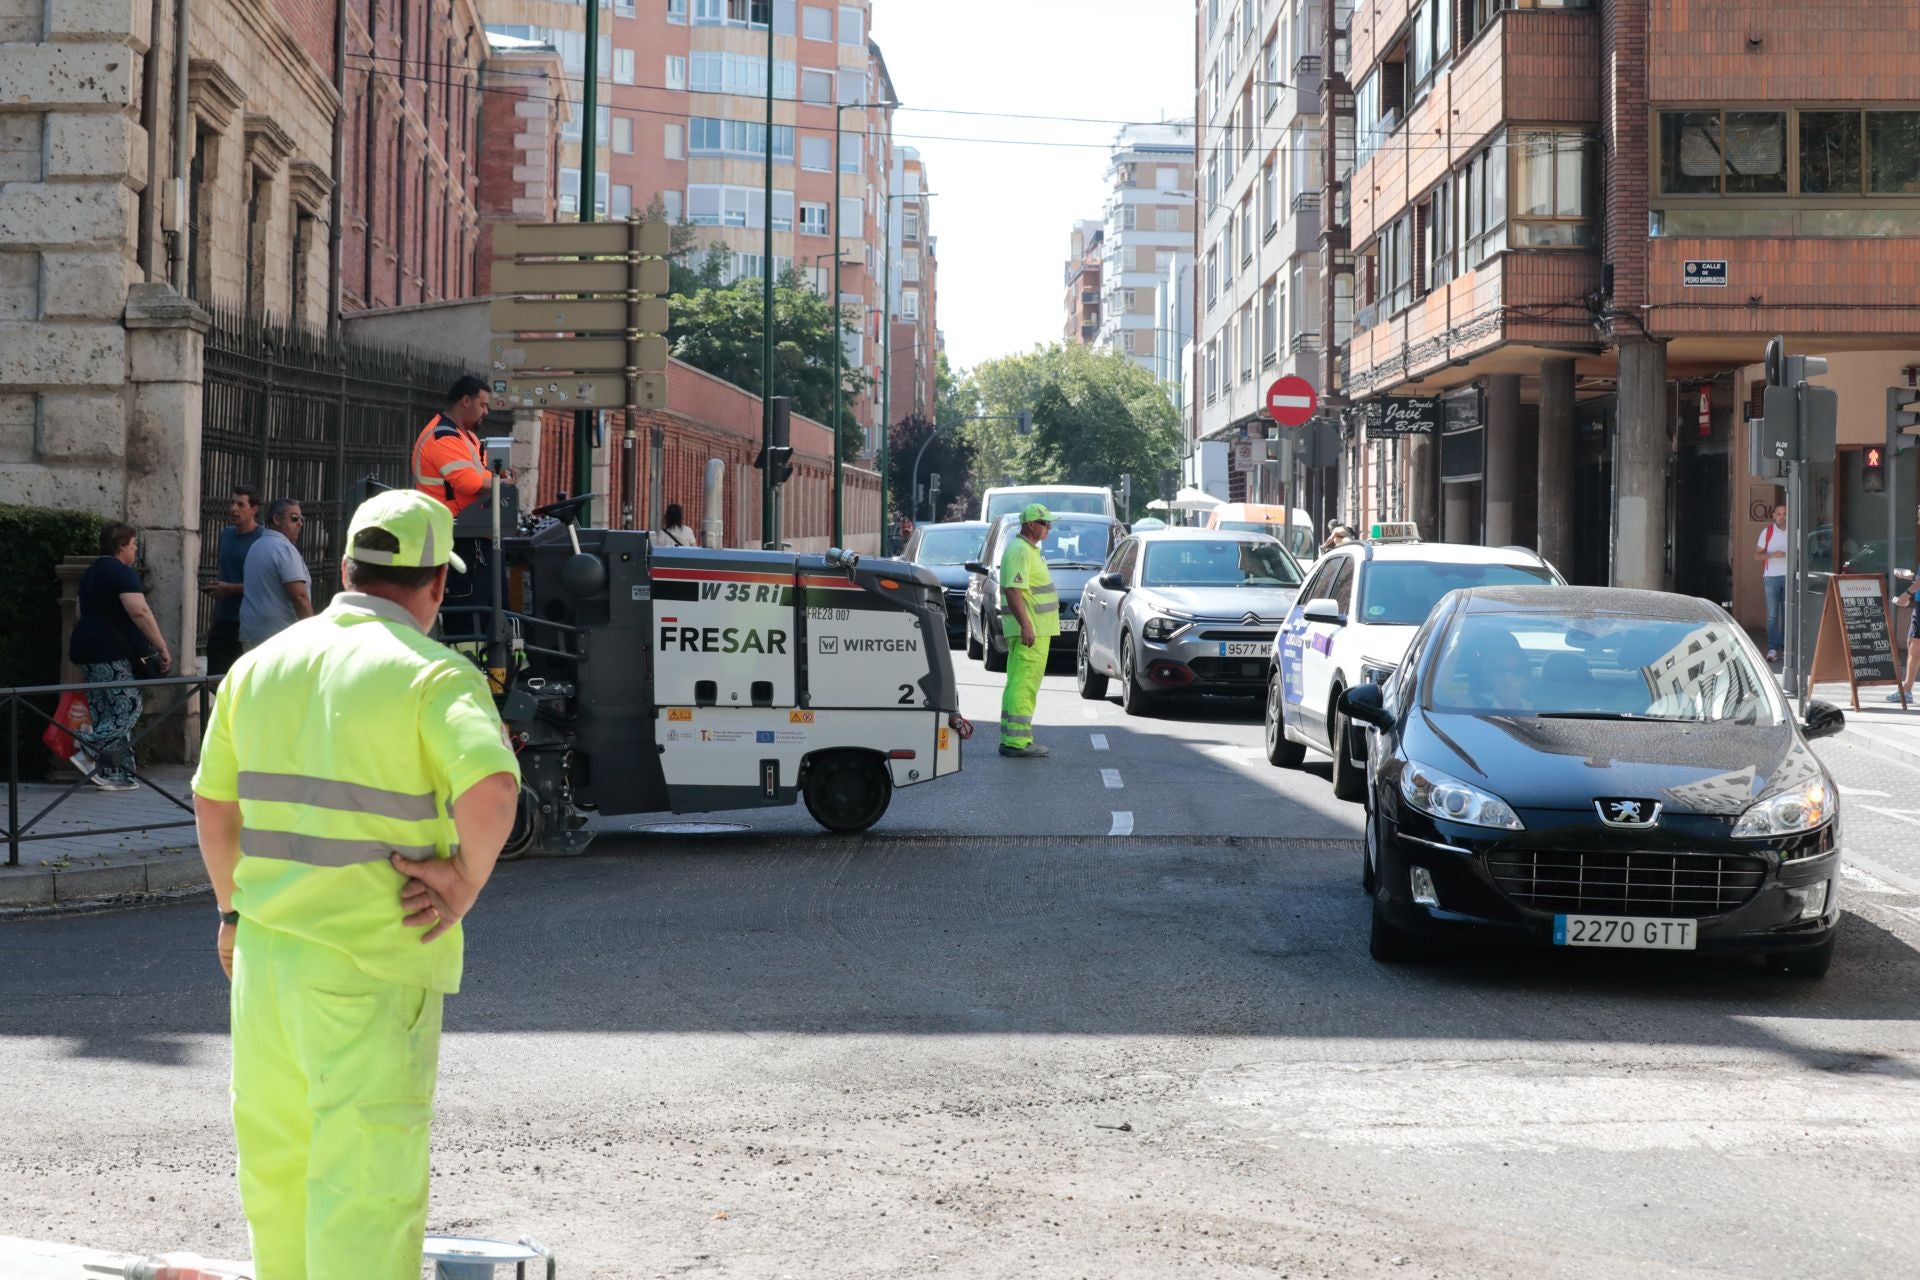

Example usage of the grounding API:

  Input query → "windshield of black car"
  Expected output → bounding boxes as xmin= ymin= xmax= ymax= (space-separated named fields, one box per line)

xmin=914 ymin=527 xmax=985 ymax=565
xmin=985 ymin=491 xmax=1109 ymax=520
xmin=1141 ymin=539 xmax=1303 ymax=588
xmin=1425 ymin=612 xmax=1780 ymax=724
xmin=995 ymin=515 xmax=1113 ymax=566
xmin=1356 ymin=561 xmax=1556 ymax=626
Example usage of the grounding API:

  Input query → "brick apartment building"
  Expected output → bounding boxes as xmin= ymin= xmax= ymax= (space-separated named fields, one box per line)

xmin=887 ymin=145 xmax=938 ymax=425
xmin=1322 ymin=0 xmax=1920 ymax=630
xmin=1064 ymin=218 xmax=1105 ymax=344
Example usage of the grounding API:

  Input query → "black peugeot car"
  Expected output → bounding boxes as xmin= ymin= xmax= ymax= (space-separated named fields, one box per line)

xmin=1339 ymin=586 xmax=1845 ymax=977
xmin=903 ymin=520 xmax=990 ymax=648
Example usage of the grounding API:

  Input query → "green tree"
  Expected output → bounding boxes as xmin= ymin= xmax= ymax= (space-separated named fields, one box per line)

xmin=962 ymin=344 xmax=1179 ymax=495
xmin=887 ymin=352 xmax=981 ymax=521
xmin=667 ymin=267 xmax=872 ymax=462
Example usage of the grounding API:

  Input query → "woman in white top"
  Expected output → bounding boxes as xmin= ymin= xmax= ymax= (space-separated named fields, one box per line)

xmin=653 ymin=502 xmax=698 ymax=549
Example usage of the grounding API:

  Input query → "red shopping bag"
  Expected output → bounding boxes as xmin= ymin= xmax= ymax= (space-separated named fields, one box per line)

xmin=41 ymin=690 xmax=92 ymax=761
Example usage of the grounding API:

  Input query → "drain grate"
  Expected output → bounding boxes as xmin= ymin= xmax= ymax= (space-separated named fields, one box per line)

xmin=632 ymin=821 xmax=752 ymax=834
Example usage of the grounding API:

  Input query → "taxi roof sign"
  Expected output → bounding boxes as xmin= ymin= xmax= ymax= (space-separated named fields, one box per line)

xmin=1368 ymin=521 xmax=1421 ymax=543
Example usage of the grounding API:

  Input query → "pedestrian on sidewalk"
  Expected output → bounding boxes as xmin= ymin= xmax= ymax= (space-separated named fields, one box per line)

xmin=998 ymin=502 xmax=1059 ymax=758
xmin=202 ymin=484 xmax=263 ymax=675
xmin=1888 ymin=565 xmax=1920 ymax=706
xmin=239 ymin=498 xmax=313 ymax=651
xmin=192 ymin=489 xmax=520 ymax=1280
xmin=1756 ymin=502 xmax=1788 ymax=662
xmin=652 ymin=502 xmax=698 ymax=548
xmin=68 ymin=522 xmax=171 ymax=791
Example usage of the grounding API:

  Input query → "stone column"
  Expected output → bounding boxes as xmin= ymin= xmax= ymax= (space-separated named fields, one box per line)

xmin=124 ymin=285 xmax=207 ymax=701
xmin=1614 ymin=339 xmax=1670 ymax=590
xmin=510 ymin=407 xmax=543 ymax=510
xmin=1483 ymin=374 xmax=1522 ymax=547
xmin=1537 ymin=357 xmax=1577 ymax=572
xmin=1406 ymin=435 xmax=1437 ymax=540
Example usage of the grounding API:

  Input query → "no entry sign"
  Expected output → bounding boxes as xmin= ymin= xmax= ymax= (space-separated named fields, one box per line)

xmin=1266 ymin=375 xmax=1318 ymax=427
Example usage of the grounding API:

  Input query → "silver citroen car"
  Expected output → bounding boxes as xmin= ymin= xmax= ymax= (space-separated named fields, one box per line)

xmin=1077 ymin=529 xmax=1305 ymax=715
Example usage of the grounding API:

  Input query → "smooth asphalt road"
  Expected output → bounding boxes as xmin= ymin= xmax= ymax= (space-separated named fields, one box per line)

xmin=4 ymin=658 xmax=1920 ymax=1277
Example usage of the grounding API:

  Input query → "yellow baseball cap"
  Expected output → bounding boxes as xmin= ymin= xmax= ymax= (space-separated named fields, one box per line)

xmin=346 ymin=489 xmax=467 ymax=573
xmin=1020 ymin=502 xmax=1054 ymax=524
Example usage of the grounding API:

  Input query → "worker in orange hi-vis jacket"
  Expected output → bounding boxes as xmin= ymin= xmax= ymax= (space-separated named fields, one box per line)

xmin=411 ymin=376 xmax=499 ymax=516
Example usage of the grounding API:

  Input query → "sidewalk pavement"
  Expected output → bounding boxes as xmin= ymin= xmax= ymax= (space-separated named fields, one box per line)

xmin=0 ymin=765 xmax=208 ymax=907
xmin=1808 ymin=679 xmax=1920 ymax=771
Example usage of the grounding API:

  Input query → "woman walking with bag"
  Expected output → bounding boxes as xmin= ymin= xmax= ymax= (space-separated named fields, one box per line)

xmin=653 ymin=503 xmax=698 ymax=549
xmin=68 ymin=522 xmax=170 ymax=791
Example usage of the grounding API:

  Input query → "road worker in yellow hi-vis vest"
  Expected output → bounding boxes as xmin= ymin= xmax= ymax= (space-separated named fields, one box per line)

xmin=999 ymin=502 xmax=1060 ymax=758
xmin=192 ymin=489 xmax=521 ymax=1280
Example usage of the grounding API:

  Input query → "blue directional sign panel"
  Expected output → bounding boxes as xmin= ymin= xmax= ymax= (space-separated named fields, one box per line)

xmin=1683 ymin=260 xmax=1728 ymax=287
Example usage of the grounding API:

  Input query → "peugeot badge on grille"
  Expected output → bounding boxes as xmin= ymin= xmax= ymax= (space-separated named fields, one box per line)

xmin=1595 ymin=798 xmax=1662 ymax=827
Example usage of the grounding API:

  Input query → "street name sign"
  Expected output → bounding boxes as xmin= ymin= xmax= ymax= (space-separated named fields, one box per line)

xmin=1683 ymin=260 xmax=1728 ymax=287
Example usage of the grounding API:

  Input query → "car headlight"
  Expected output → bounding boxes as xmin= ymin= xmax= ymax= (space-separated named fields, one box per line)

xmin=1360 ymin=658 xmax=1398 ymax=686
xmin=1400 ymin=761 xmax=1524 ymax=830
xmin=1142 ymin=615 xmax=1182 ymax=641
xmin=1732 ymin=781 xmax=1832 ymax=839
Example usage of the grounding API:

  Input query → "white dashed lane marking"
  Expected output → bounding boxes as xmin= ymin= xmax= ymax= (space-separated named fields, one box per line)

xmin=1109 ymin=810 xmax=1134 ymax=836
xmin=1090 ymin=733 xmax=1109 ymax=751
xmin=1101 ymin=768 xmax=1123 ymax=789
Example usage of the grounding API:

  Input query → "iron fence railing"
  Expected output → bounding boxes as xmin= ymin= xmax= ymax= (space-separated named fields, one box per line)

xmin=3 ymin=675 xmax=218 ymax=867
xmin=198 ymin=307 xmax=471 ymax=647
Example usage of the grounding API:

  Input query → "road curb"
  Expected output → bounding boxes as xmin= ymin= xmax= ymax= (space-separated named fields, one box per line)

xmin=1835 ymin=724 xmax=1920 ymax=774
xmin=0 ymin=850 xmax=208 ymax=908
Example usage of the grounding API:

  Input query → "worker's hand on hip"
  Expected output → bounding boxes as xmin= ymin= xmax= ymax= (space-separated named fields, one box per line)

xmin=1021 ymin=625 xmax=1036 ymax=647
xmin=393 ymin=852 xmax=481 ymax=943
xmin=217 ymin=920 xmax=236 ymax=981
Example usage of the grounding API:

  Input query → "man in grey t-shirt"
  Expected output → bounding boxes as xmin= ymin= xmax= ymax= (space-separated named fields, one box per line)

xmin=239 ymin=498 xmax=314 ymax=648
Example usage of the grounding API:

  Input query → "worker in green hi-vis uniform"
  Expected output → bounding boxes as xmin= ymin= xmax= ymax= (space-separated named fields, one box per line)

xmin=998 ymin=502 xmax=1059 ymax=758
xmin=192 ymin=489 xmax=522 ymax=1280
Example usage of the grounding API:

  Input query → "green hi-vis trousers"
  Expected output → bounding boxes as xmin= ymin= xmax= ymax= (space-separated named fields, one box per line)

xmin=230 ymin=920 xmax=444 ymax=1280
xmin=1000 ymin=634 xmax=1053 ymax=747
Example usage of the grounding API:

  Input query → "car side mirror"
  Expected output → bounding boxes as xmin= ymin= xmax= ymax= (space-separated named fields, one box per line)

xmin=1098 ymin=572 xmax=1126 ymax=591
xmin=964 ymin=561 xmax=988 ymax=576
xmin=1803 ymin=700 xmax=1846 ymax=741
xmin=1339 ymin=683 xmax=1392 ymax=730
xmin=1301 ymin=596 xmax=1346 ymax=626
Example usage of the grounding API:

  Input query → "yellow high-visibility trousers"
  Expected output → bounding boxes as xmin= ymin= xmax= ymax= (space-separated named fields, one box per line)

xmin=1000 ymin=633 xmax=1052 ymax=747
xmin=230 ymin=920 xmax=444 ymax=1280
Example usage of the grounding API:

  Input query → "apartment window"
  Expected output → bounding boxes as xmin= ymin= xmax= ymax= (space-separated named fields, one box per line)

xmin=903 ymin=251 xmax=920 ymax=282
xmin=839 ymin=196 xmax=861 ymax=234
xmin=1815 ymin=109 xmax=1920 ymax=195
xmin=1205 ymin=247 xmax=1218 ymax=306
xmin=614 ymin=116 xmax=634 ymax=154
xmin=1409 ymin=0 xmax=1451 ymax=88
xmin=1205 ymin=339 xmax=1218 ymax=402
xmin=663 ymin=190 xmax=683 ymax=221
xmin=902 ymin=288 xmax=918 ymax=319
xmin=1458 ymin=142 xmax=1507 ymax=264
xmin=1120 ymin=204 xmax=1138 ymax=231
xmin=801 ymin=4 xmax=831 ymax=38
xmin=772 ymin=190 xmax=793 ymax=231
xmin=616 ymin=0 xmax=636 ymax=16
xmin=1379 ymin=214 xmax=1412 ymax=315
xmin=1240 ymin=194 xmax=1254 ymax=265
xmin=799 ymin=201 xmax=828 ymax=235
xmin=904 ymin=210 xmax=920 ymax=239
xmin=774 ymin=0 xmax=796 ymax=35
xmin=664 ymin=123 xmax=683 ymax=159
xmin=1156 ymin=206 xmax=1179 ymax=231
xmin=559 ymin=166 xmax=579 ymax=213
xmin=1221 ymin=319 xmax=1234 ymax=387
xmin=839 ymin=132 xmax=862 ymax=173
xmin=801 ymin=136 xmax=830 ymax=171
xmin=597 ymin=104 xmax=611 ymax=142
xmin=1424 ymin=179 xmax=1454 ymax=288
xmin=1660 ymin=110 xmax=1786 ymax=195
xmin=838 ymin=4 xmax=861 ymax=43
xmin=1460 ymin=0 xmax=1499 ymax=44
xmin=1261 ymin=161 xmax=1276 ymax=235
xmin=1262 ymin=39 xmax=1279 ymax=116
xmin=1221 ymin=216 xmax=1233 ymax=274
xmin=1239 ymin=303 xmax=1255 ymax=382
xmin=688 ymin=183 xmax=762 ymax=227
xmin=838 ymin=69 xmax=867 ymax=106
xmin=612 ymin=184 xmax=633 ymax=218
xmin=801 ymin=68 xmax=833 ymax=104
xmin=667 ymin=0 xmax=687 ymax=20
xmin=1261 ymin=280 xmax=1278 ymax=366
xmin=1512 ymin=129 xmax=1592 ymax=246
xmin=665 ymin=55 xmax=686 ymax=89
xmin=613 ymin=47 xmax=635 ymax=84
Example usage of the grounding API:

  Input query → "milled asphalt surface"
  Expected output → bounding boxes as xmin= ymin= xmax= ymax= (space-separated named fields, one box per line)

xmin=4 ymin=662 xmax=1920 ymax=1277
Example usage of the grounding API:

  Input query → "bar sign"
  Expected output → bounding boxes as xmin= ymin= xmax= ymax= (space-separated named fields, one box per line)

xmin=1683 ymin=260 xmax=1728 ymax=287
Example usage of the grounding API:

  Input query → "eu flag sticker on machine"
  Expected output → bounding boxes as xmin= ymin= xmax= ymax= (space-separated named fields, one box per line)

xmin=757 ymin=731 xmax=776 ymax=743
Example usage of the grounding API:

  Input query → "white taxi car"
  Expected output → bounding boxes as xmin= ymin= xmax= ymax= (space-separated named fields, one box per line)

xmin=1265 ymin=525 xmax=1563 ymax=799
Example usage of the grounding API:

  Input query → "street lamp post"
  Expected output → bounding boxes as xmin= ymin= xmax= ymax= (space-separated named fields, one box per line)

xmin=831 ymin=98 xmax=896 ymax=549
xmin=760 ymin=10 xmax=777 ymax=547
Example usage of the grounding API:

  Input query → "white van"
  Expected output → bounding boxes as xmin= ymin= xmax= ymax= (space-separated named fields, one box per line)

xmin=978 ymin=484 xmax=1116 ymax=523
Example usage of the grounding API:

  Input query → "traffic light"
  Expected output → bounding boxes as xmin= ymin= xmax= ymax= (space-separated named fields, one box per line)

xmin=755 ymin=396 xmax=795 ymax=484
xmin=1756 ymin=337 xmax=1836 ymax=466
xmin=1864 ymin=444 xmax=1887 ymax=493
xmin=1118 ymin=473 xmax=1132 ymax=520
xmin=1016 ymin=409 xmax=1033 ymax=436
xmin=1892 ymin=387 xmax=1920 ymax=454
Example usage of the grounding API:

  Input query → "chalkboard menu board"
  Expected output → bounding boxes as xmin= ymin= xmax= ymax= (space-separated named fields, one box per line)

xmin=1809 ymin=574 xmax=1905 ymax=709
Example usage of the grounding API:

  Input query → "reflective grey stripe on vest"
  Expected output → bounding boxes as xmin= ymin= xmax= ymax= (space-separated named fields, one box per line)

xmin=241 ymin=827 xmax=444 ymax=867
xmin=237 ymin=771 xmax=439 ymax=823
xmin=1033 ymin=600 xmax=1060 ymax=614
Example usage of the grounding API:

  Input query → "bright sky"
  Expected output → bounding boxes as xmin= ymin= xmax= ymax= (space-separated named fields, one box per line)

xmin=873 ymin=2 xmax=1194 ymax=375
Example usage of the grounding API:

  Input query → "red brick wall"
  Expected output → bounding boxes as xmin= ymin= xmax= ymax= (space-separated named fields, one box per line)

xmin=1602 ymin=0 xmax=1650 ymax=311
xmin=1647 ymin=237 xmax=1920 ymax=336
xmin=1648 ymin=1 xmax=1920 ymax=103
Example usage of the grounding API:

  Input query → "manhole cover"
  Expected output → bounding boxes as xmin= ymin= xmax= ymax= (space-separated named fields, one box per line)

xmin=632 ymin=821 xmax=752 ymax=834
